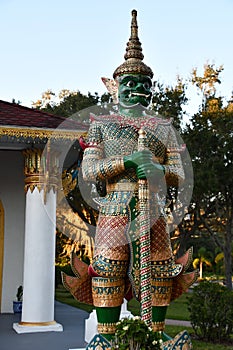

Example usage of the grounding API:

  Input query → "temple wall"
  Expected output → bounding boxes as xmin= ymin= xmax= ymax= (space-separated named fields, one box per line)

xmin=0 ymin=150 xmax=25 ymax=313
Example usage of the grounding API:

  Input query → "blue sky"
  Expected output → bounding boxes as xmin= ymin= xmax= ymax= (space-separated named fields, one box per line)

xmin=1 ymin=0 xmax=233 ymax=114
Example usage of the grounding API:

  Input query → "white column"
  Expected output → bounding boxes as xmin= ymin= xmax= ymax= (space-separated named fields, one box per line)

xmin=13 ymin=148 xmax=62 ymax=333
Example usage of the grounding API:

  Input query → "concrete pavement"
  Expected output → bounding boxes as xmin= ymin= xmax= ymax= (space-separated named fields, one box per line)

xmin=0 ymin=301 xmax=88 ymax=350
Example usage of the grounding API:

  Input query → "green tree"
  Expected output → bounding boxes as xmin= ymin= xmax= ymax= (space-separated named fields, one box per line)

xmin=32 ymin=88 xmax=111 ymax=121
xmin=191 ymin=63 xmax=224 ymax=98
xmin=184 ymin=63 xmax=233 ymax=289
xmin=151 ymin=76 xmax=188 ymax=131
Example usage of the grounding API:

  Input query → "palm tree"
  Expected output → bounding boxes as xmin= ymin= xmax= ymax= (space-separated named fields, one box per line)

xmin=193 ymin=247 xmax=213 ymax=280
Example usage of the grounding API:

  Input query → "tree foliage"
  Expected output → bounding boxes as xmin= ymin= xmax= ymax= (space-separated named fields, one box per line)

xmin=191 ymin=63 xmax=224 ymax=98
xmin=188 ymin=281 xmax=233 ymax=343
xmin=183 ymin=63 xmax=233 ymax=289
xmin=32 ymin=88 xmax=111 ymax=121
xmin=151 ymin=76 xmax=188 ymax=130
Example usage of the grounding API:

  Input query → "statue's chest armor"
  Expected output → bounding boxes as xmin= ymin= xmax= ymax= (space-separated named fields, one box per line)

xmin=101 ymin=123 xmax=167 ymax=159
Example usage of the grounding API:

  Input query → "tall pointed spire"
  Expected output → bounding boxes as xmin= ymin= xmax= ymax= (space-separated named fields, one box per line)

xmin=113 ymin=10 xmax=153 ymax=79
xmin=124 ymin=9 xmax=144 ymax=61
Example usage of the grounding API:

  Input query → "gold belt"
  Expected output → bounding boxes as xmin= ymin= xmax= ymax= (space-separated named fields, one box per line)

xmin=106 ymin=182 xmax=137 ymax=192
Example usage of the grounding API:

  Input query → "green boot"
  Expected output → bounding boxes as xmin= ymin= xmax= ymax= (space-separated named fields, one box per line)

xmin=152 ymin=306 xmax=193 ymax=349
xmin=152 ymin=306 xmax=172 ymax=341
xmin=96 ymin=305 xmax=121 ymax=341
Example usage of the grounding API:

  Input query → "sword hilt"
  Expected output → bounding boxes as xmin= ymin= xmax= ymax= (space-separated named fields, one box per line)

xmin=138 ymin=128 xmax=147 ymax=151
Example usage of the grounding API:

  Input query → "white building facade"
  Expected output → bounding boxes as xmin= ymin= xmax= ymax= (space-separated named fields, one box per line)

xmin=0 ymin=100 xmax=87 ymax=333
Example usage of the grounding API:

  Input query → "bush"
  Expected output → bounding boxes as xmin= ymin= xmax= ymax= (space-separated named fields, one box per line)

xmin=188 ymin=281 xmax=233 ymax=343
xmin=112 ymin=317 xmax=162 ymax=350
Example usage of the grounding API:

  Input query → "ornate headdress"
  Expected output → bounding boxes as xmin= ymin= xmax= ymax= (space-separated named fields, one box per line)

xmin=102 ymin=9 xmax=153 ymax=103
xmin=113 ymin=9 xmax=153 ymax=79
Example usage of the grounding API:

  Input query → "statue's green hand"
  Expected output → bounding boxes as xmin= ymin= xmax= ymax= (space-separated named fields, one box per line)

xmin=124 ymin=150 xmax=152 ymax=169
xmin=136 ymin=162 xmax=165 ymax=180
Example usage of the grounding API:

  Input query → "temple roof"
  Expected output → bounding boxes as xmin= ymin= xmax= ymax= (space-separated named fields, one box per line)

xmin=0 ymin=100 xmax=87 ymax=130
xmin=0 ymin=100 xmax=88 ymax=142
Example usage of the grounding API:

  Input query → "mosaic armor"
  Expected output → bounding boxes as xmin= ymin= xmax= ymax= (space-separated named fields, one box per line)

xmin=81 ymin=113 xmax=185 ymax=308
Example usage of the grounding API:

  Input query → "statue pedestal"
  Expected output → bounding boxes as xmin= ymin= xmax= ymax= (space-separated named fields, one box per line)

xmin=13 ymin=322 xmax=63 ymax=334
xmin=120 ymin=298 xmax=134 ymax=319
xmin=85 ymin=309 xmax=97 ymax=343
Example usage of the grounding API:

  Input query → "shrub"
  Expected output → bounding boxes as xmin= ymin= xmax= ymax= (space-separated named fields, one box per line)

xmin=112 ymin=317 xmax=162 ymax=350
xmin=188 ymin=281 xmax=233 ymax=343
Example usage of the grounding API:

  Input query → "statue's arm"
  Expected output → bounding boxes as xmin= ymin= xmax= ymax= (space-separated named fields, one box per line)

xmin=81 ymin=122 xmax=125 ymax=182
xmin=163 ymin=125 xmax=185 ymax=187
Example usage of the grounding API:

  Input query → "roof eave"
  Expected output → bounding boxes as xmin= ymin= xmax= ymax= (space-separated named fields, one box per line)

xmin=0 ymin=125 xmax=88 ymax=141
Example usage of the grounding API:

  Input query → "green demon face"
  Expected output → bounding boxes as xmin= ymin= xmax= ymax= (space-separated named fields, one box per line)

xmin=118 ymin=74 xmax=152 ymax=108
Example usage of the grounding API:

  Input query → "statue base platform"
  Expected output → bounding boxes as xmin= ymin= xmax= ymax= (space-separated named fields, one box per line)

xmin=13 ymin=322 xmax=63 ymax=334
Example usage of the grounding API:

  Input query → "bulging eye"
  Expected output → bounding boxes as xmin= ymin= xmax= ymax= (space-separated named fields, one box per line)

xmin=126 ymin=80 xmax=136 ymax=88
xmin=143 ymin=82 xmax=151 ymax=89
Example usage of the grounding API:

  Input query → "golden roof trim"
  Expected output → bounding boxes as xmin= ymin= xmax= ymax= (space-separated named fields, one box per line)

xmin=0 ymin=126 xmax=87 ymax=140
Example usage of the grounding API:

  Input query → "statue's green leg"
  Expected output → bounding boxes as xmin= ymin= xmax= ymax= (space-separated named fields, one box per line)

xmin=151 ymin=283 xmax=193 ymax=348
xmin=151 ymin=277 xmax=173 ymax=341
xmin=152 ymin=306 xmax=172 ymax=341
xmin=92 ymin=276 xmax=124 ymax=343
xmin=96 ymin=306 xmax=121 ymax=341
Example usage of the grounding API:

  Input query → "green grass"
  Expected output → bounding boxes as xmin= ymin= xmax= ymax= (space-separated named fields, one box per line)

xmin=166 ymin=293 xmax=190 ymax=320
xmin=127 ymin=292 xmax=190 ymax=320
